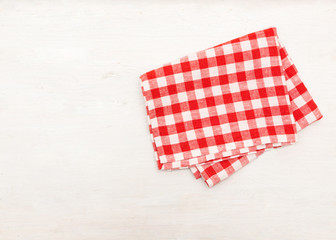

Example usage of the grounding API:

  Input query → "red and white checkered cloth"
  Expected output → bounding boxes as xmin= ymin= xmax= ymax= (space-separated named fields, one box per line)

xmin=140 ymin=27 xmax=323 ymax=187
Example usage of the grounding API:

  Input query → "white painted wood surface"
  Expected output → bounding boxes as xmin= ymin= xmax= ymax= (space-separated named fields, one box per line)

xmin=0 ymin=1 xmax=335 ymax=239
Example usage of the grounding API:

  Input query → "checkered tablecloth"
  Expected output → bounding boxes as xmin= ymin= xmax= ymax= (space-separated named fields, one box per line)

xmin=140 ymin=27 xmax=323 ymax=187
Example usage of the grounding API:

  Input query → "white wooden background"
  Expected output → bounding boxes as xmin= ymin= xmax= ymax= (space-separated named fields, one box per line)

xmin=0 ymin=1 xmax=335 ymax=239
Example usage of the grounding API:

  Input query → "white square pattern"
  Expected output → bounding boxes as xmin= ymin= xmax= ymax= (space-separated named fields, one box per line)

xmin=174 ymin=73 xmax=184 ymax=84
xmin=209 ymin=67 xmax=219 ymax=77
xmin=161 ymin=96 xmax=171 ymax=106
xmin=195 ymin=89 xmax=205 ymax=99
xmin=220 ymin=123 xmax=231 ymax=134
xmin=151 ymin=118 xmax=158 ymax=128
xmin=229 ymin=82 xmax=240 ymax=92
xmin=263 ymin=77 xmax=275 ymax=87
xmin=261 ymin=57 xmax=272 ymax=68
xmin=142 ymin=81 xmax=150 ymax=91
xmin=256 ymin=117 xmax=267 ymax=128
xmin=156 ymin=77 xmax=167 ymax=87
xmin=238 ymin=120 xmax=249 ymax=131
xmin=240 ymin=40 xmax=252 ymax=51
xmin=211 ymin=85 xmax=222 ymax=96
xmin=205 ymin=48 xmax=216 ymax=58
xmin=226 ymin=63 xmax=236 ymax=74
xmin=177 ymin=92 xmax=188 ymax=102
xmin=191 ymin=149 xmax=201 ymax=157
xmin=188 ymin=52 xmax=199 ymax=61
xmin=222 ymin=44 xmax=234 ymax=54
xmin=234 ymin=101 xmax=245 ymax=112
xmin=203 ymin=126 xmax=214 ymax=137
xmin=169 ymin=134 xmax=179 ymax=144
xmin=186 ymin=130 xmax=197 ymax=140
xmin=191 ymin=69 xmax=202 ymax=80
xmin=216 ymin=104 xmax=227 ymax=115
xmin=182 ymin=111 xmax=192 ymax=121
xmin=251 ymin=99 xmax=263 ymax=109
xmin=268 ymin=96 xmax=279 ymax=107
xmin=272 ymin=115 xmax=283 ymax=126
xmin=244 ymin=60 xmax=255 ymax=71
xmin=257 ymin=37 xmax=268 ymax=48
xmin=199 ymin=108 xmax=210 ymax=118
xmin=246 ymin=80 xmax=258 ymax=90
xmin=165 ymin=114 xmax=175 ymax=125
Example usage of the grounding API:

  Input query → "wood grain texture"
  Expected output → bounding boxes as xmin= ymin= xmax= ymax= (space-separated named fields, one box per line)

xmin=0 ymin=0 xmax=335 ymax=239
